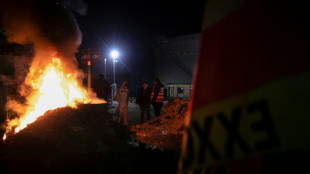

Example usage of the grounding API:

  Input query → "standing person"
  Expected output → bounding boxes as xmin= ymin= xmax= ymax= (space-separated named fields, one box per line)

xmin=136 ymin=81 xmax=152 ymax=124
xmin=151 ymin=78 xmax=164 ymax=117
xmin=116 ymin=81 xmax=129 ymax=125
xmin=93 ymin=73 xmax=111 ymax=101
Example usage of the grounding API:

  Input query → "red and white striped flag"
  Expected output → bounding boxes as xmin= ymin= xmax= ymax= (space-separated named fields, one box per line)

xmin=179 ymin=0 xmax=310 ymax=173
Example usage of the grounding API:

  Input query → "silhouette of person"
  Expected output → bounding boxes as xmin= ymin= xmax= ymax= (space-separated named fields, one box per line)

xmin=116 ymin=81 xmax=129 ymax=125
xmin=136 ymin=81 xmax=152 ymax=124
xmin=151 ymin=78 xmax=164 ymax=117
xmin=93 ymin=73 xmax=111 ymax=101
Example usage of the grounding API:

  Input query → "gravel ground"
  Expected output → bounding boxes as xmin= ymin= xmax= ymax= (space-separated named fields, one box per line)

xmin=107 ymin=101 xmax=166 ymax=126
xmin=108 ymin=100 xmax=185 ymax=152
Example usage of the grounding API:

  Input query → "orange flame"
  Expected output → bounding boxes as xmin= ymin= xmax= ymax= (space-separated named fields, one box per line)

xmin=3 ymin=57 xmax=105 ymax=140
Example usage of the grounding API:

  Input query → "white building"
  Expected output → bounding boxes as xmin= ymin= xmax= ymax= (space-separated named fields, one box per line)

xmin=166 ymin=83 xmax=192 ymax=100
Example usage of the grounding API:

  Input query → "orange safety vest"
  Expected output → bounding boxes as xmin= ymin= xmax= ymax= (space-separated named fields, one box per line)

xmin=151 ymin=86 xmax=164 ymax=102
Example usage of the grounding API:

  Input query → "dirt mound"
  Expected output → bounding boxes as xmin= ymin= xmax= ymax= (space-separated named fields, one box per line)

xmin=0 ymin=104 xmax=179 ymax=174
xmin=130 ymin=98 xmax=188 ymax=151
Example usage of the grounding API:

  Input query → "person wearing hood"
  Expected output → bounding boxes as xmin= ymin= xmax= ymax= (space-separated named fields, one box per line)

xmin=116 ymin=81 xmax=129 ymax=125
xmin=151 ymin=78 xmax=164 ymax=117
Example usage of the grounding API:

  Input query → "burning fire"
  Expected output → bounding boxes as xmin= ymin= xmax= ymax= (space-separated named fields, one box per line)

xmin=3 ymin=57 xmax=104 ymax=140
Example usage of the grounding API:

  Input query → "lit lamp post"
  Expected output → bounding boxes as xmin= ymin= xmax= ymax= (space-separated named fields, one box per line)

xmin=110 ymin=50 xmax=119 ymax=101
xmin=104 ymin=58 xmax=107 ymax=76
xmin=87 ymin=48 xmax=92 ymax=93
xmin=87 ymin=60 xmax=91 ymax=93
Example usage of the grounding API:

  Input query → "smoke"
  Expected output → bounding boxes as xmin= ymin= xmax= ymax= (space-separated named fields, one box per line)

xmin=0 ymin=0 xmax=87 ymax=68
xmin=0 ymin=0 xmax=88 ymax=118
xmin=0 ymin=0 xmax=88 ymax=81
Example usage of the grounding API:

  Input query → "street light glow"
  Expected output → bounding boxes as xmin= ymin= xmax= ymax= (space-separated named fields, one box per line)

xmin=110 ymin=50 xmax=119 ymax=59
xmin=109 ymin=49 xmax=119 ymax=101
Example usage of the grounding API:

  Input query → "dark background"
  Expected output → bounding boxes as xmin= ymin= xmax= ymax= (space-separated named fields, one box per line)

xmin=75 ymin=0 xmax=206 ymax=95
xmin=0 ymin=0 xmax=206 ymax=96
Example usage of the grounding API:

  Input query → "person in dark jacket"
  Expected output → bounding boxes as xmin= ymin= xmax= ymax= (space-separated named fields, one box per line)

xmin=92 ymin=73 xmax=111 ymax=101
xmin=151 ymin=78 xmax=164 ymax=117
xmin=136 ymin=81 xmax=152 ymax=124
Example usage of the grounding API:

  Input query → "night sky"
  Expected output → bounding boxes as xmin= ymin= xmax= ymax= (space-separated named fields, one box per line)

xmin=75 ymin=0 xmax=206 ymax=83
xmin=0 ymin=0 xmax=206 ymax=94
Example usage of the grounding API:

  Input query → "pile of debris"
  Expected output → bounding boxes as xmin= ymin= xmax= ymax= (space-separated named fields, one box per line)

xmin=0 ymin=104 xmax=179 ymax=174
xmin=130 ymin=98 xmax=189 ymax=151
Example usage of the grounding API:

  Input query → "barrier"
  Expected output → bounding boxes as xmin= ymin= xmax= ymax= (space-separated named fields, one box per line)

xmin=178 ymin=0 xmax=310 ymax=173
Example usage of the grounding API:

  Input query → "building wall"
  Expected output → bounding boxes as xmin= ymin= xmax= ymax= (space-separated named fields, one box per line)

xmin=155 ymin=34 xmax=201 ymax=88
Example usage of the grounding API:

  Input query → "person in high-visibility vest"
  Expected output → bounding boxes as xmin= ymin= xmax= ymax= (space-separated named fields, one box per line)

xmin=151 ymin=78 xmax=164 ymax=117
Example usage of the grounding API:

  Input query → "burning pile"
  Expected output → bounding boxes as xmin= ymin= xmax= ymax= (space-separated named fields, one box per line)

xmin=0 ymin=0 xmax=104 ymax=140
xmin=4 ymin=57 xmax=104 ymax=140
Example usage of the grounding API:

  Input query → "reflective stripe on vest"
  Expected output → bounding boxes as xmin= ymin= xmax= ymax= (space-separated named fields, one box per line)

xmin=151 ymin=87 xmax=164 ymax=102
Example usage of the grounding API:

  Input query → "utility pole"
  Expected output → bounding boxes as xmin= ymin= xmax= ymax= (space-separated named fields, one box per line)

xmin=112 ymin=59 xmax=116 ymax=101
xmin=87 ymin=48 xmax=91 ymax=93
xmin=104 ymin=58 xmax=107 ymax=77
xmin=80 ymin=48 xmax=101 ymax=93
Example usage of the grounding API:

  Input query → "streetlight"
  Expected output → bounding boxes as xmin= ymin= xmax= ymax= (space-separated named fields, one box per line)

xmin=110 ymin=50 xmax=119 ymax=101
xmin=104 ymin=58 xmax=107 ymax=76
